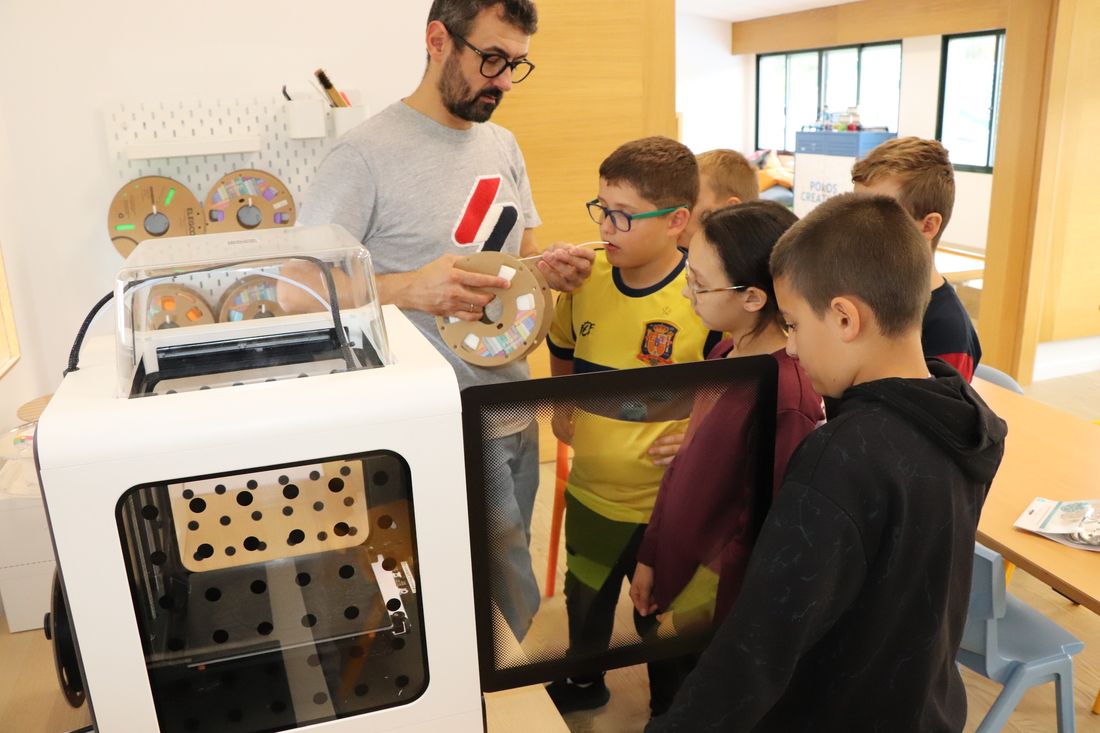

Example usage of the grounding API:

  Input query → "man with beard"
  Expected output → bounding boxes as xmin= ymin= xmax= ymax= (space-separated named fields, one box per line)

xmin=300 ymin=0 xmax=593 ymax=642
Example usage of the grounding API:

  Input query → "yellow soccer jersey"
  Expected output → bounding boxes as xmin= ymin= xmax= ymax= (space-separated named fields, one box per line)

xmin=547 ymin=249 xmax=720 ymax=522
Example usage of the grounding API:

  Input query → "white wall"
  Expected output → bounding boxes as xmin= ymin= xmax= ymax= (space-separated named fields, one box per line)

xmin=0 ymin=1 xmax=434 ymax=430
xmin=898 ymin=36 xmax=942 ymax=136
xmin=675 ymin=12 xmax=755 ymax=155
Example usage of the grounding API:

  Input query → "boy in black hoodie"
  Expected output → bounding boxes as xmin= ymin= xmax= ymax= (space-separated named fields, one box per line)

xmin=648 ymin=193 xmax=1007 ymax=732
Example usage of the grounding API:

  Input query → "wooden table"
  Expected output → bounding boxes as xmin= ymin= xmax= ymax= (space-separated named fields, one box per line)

xmin=973 ymin=378 xmax=1100 ymax=614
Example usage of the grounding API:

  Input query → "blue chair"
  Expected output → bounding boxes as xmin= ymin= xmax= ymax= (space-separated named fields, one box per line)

xmin=958 ymin=543 xmax=1084 ymax=732
xmin=974 ymin=363 xmax=1024 ymax=394
xmin=972 ymin=364 xmax=1025 ymax=586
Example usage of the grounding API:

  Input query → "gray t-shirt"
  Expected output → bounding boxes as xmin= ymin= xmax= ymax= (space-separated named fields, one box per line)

xmin=300 ymin=101 xmax=541 ymax=389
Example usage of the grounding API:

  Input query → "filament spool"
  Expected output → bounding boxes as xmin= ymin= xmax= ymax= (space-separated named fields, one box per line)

xmin=140 ymin=284 xmax=216 ymax=331
xmin=217 ymin=275 xmax=286 ymax=322
xmin=204 ymin=168 xmax=296 ymax=234
xmin=435 ymin=251 xmax=551 ymax=367
xmin=108 ymin=176 xmax=206 ymax=257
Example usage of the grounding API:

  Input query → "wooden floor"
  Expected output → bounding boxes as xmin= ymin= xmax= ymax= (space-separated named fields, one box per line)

xmin=567 ymin=570 xmax=1100 ymax=733
xmin=535 ymin=497 xmax=1100 ymax=733
xmin=3 ymin=369 xmax=1100 ymax=732
xmin=0 ymin=612 xmax=92 ymax=733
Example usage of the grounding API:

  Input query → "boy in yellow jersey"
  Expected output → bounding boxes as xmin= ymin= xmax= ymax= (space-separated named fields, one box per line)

xmin=545 ymin=136 xmax=721 ymax=716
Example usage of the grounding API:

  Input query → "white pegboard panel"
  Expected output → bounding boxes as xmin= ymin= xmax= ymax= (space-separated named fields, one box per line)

xmin=104 ymin=96 xmax=337 ymax=207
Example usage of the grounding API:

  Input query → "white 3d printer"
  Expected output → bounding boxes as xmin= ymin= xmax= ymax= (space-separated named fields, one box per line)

xmin=35 ymin=225 xmax=483 ymax=732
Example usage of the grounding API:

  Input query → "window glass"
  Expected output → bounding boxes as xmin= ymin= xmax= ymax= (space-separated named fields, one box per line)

xmin=785 ymin=52 xmax=820 ymax=151
xmin=940 ymin=32 xmax=1003 ymax=169
xmin=823 ymin=48 xmax=858 ymax=117
xmin=757 ymin=55 xmax=788 ymax=151
xmin=755 ymin=42 xmax=902 ymax=152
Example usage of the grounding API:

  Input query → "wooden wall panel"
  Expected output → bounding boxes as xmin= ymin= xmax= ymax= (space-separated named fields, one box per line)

xmin=730 ymin=0 xmax=1007 ymax=54
xmin=1035 ymin=0 xmax=1100 ymax=344
xmin=979 ymin=0 xmax=1057 ymax=383
xmin=492 ymin=0 xmax=677 ymax=458
xmin=495 ymin=0 xmax=677 ymax=251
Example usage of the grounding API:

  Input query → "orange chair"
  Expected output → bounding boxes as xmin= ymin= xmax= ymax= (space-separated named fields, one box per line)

xmin=544 ymin=441 xmax=570 ymax=597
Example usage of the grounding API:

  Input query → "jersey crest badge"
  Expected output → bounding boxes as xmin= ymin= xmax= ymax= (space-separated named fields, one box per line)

xmin=637 ymin=321 xmax=678 ymax=366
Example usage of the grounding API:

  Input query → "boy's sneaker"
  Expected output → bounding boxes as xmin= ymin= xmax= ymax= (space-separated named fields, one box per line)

xmin=545 ymin=677 xmax=611 ymax=713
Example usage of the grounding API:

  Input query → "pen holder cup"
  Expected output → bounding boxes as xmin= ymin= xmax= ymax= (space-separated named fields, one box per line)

xmin=330 ymin=106 xmax=368 ymax=139
xmin=285 ymin=99 xmax=327 ymax=139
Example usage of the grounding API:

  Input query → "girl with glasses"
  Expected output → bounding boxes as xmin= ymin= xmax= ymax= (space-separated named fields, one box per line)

xmin=630 ymin=200 xmax=826 ymax=709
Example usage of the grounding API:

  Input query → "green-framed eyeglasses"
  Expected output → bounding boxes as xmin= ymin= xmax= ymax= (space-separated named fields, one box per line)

xmin=585 ymin=199 xmax=688 ymax=233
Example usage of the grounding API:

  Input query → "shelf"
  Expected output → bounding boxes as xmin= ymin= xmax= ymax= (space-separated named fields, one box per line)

xmin=124 ymin=136 xmax=263 ymax=161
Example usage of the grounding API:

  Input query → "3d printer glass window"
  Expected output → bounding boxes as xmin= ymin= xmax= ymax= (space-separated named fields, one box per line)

xmin=116 ymin=451 xmax=426 ymax=733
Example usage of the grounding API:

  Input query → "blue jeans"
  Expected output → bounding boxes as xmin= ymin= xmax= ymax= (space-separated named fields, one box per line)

xmin=483 ymin=421 xmax=541 ymax=642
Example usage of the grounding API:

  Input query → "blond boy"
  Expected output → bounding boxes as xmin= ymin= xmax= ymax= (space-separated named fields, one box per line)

xmin=851 ymin=137 xmax=981 ymax=380
xmin=679 ymin=149 xmax=760 ymax=248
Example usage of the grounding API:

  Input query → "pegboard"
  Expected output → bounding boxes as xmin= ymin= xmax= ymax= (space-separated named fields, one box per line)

xmin=104 ymin=96 xmax=340 ymax=208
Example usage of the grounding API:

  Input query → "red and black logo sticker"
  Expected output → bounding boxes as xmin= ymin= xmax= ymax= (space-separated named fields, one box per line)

xmin=452 ymin=175 xmax=518 ymax=249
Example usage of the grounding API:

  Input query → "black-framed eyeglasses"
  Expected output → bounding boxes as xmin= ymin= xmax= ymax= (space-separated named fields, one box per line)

xmin=685 ymin=265 xmax=750 ymax=295
xmin=586 ymin=199 xmax=687 ymax=233
xmin=445 ymin=26 xmax=536 ymax=83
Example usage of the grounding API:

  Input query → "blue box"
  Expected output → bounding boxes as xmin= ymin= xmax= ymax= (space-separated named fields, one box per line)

xmin=795 ymin=131 xmax=897 ymax=158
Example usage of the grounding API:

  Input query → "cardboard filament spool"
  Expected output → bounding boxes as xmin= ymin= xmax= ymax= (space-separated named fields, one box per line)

xmin=435 ymin=251 xmax=551 ymax=367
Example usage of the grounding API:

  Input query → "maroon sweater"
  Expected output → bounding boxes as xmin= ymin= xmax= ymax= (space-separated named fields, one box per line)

xmin=636 ymin=343 xmax=823 ymax=623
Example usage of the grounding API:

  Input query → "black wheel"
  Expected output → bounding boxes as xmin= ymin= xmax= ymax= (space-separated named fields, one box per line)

xmin=43 ymin=571 xmax=86 ymax=708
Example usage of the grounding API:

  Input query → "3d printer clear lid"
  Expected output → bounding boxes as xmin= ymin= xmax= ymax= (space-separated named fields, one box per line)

xmin=115 ymin=224 xmax=391 ymax=397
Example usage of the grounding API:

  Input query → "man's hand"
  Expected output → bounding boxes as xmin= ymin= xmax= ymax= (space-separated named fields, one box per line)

xmin=391 ymin=253 xmax=509 ymax=321
xmin=648 ymin=432 xmax=685 ymax=467
xmin=534 ymin=242 xmax=595 ymax=292
xmin=630 ymin=562 xmax=659 ymax=617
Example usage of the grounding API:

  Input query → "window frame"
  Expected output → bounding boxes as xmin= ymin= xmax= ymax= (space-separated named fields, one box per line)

xmin=754 ymin=40 xmax=903 ymax=153
xmin=935 ymin=29 xmax=1006 ymax=174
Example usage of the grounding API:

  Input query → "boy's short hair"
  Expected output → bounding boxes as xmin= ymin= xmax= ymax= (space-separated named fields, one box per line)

xmin=599 ymin=136 xmax=699 ymax=210
xmin=850 ymin=137 xmax=955 ymax=249
xmin=770 ymin=193 xmax=931 ymax=337
xmin=428 ymin=0 xmax=538 ymax=36
xmin=697 ymin=149 xmax=760 ymax=203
